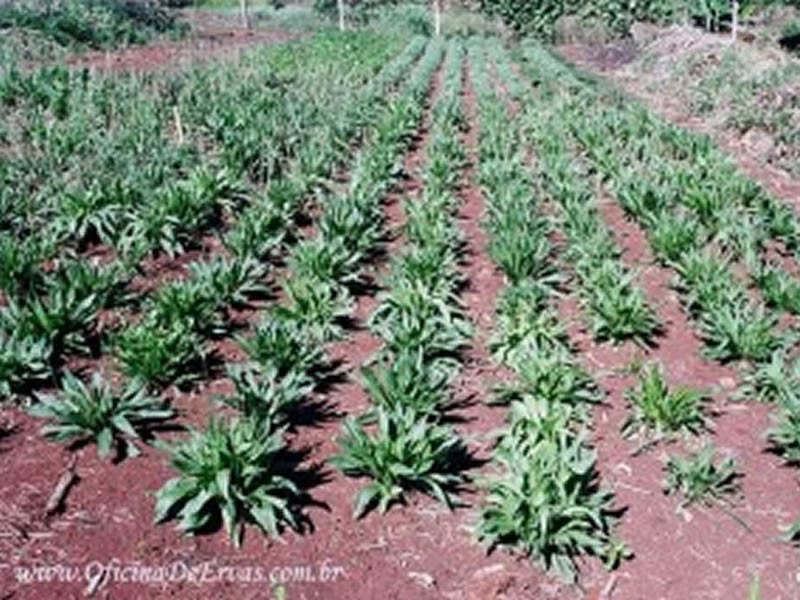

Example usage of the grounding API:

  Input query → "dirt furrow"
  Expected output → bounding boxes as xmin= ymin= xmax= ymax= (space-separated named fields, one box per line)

xmin=579 ymin=191 xmax=800 ymax=599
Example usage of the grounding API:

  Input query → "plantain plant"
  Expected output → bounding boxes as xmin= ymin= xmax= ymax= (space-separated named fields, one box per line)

xmin=622 ymin=363 xmax=709 ymax=444
xmin=768 ymin=398 xmax=800 ymax=465
xmin=154 ymin=417 xmax=302 ymax=546
xmin=331 ymin=406 xmax=467 ymax=518
xmin=114 ymin=319 xmax=205 ymax=388
xmin=30 ymin=371 xmax=173 ymax=459
xmin=663 ymin=444 xmax=740 ymax=508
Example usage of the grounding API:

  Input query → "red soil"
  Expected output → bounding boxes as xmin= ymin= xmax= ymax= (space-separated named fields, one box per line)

xmin=67 ymin=13 xmax=300 ymax=74
xmin=0 ymin=54 xmax=544 ymax=600
xmin=575 ymin=196 xmax=800 ymax=600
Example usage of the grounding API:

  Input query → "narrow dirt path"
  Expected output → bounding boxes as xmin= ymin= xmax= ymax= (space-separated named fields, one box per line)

xmin=453 ymin=55 xmax=515 ymax=473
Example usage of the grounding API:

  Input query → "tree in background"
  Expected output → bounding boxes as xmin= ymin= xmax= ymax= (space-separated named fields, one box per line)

xmin=477 ymin=0 xmax=775 ymax=40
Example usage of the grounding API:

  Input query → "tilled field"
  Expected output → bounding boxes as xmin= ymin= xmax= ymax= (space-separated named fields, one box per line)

xmin=1 ymin=32 xmax=799 ymax=600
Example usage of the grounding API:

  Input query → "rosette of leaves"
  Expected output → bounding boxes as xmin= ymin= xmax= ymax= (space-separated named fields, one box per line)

xmin=331 ymin=406 xmax=467 ymax=518
xmin=663 ymin=445 xmax=740 ymax=508
xmin=29 ymin=372 xmax=173 ymax=459
xmin=154 ymin=417 xmax=302 ymax=546
xmin=621 ymin=363 xmax=709 ymax=445
xmin=477 ymin=427 xmax=623 ymax=583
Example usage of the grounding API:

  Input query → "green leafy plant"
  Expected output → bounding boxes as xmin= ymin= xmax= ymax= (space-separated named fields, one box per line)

xmin=738 ymin=349 xmax=800 ymax=405
xmin=114 ymin=320 xmax=205 ymax=388
xmin=238 ymin=315 xmax=323 ymax=379
xmin=581 ymin=260 xmax=661 ymax=345
xmin=221 ymin=364 xmax=312 ymax=423
xmin=149 ymin=279 xmax=221 ymax=335
xmin=622 ymin=363 xmax=709 ymax=444
xmin=371 ymin=280 xmax=470 ymax=364
xmin=361 ymin=352 xmax=450 ymax=417
xmin=189 ymin=257 xmax=268 ymax=308
xmin=288 ymin=237 xmax=361 ymax=287
xmin=495 ymin=352 xmax=599 ymax=408
xmin=0 ymin=331 xmax=52 ymax=399
xmin=223 ymin=204 xmax=289 ymax=260
xmin=477 ymin=428 xmax=620 ymax=583
xmin=647 ymin=211 xmax=703 ymax=265
xmin=768 ymin=398 xmax=800 ymax=465
xmin=274 ymin=277 xmax=351 ymax=342
xmin=663 ymin=444 xmax=740 ymax=507
xmin=331 ymin=406 xmax=466 ymax=518
xmin=755 ymin=264 xmax=800 ymax=315
xmin=154 ymin=417 xmax=302 ymax=546
xmin=29 ymin=372 xmax=173 ymax=459
xmin=699 ymin=301 xmax=778 ymax=363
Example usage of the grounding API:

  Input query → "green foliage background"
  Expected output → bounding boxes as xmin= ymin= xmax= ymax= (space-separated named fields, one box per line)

xmin=479 ymin=0 xmax=798 ymax=39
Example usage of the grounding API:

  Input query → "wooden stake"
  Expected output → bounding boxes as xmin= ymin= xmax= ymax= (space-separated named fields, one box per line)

xmin=44 ymin=456 xmax=78 ymax=517
xmin=173 ymin=106 xmax=185 ymax=145
xmin=240 ymin=0 xmax=250 ymax=30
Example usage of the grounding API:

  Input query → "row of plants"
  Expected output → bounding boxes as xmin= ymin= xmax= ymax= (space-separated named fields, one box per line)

xmin=517 ymin=43 xmax=795 ymax=533
xmin=15 ymin=36 xmax=434 ymax=544
xmin=511 ymin=70 xmax=662 ymax=346
xmin=0 ymin=32 xmax=407 ymax=286
xmin=332 ymin=39 xmax=473 ymax=518
xmin=520 ymin=45 xmax=785 ymax=366
xmin=0 ymin=0 xmax=186 ymax=51
xmin=0 ymin=35 xmax=428 ymax=403
xmin=151 ymin=38 xmax=448 ymax=544
xmin=468 ymin=38 xmax=625 ymax=583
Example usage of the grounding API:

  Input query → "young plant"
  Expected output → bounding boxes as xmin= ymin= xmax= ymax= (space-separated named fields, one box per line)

xmin=755 ymin=263 xmax=800 ymax=315
xmin=582 ymin=260 xmax=660 ymax=346
xmin=238 ymin=315 xmax=323 ymax=378
xmin=30 ymin=372 xmax=173 ymax=459
xmin=274 ymin=277 xmax=351 ymax=342
xmin=221 ymin=364 xmax=312 ymax=423
xmin=477 ymin=428 xmax=620 ymax=583
xmin=288 ymin=237 xmax=361 ymax=287
xmin=0 ymin=331 xmax=52 ymax=399
xmin=331 ymin=406 xmax=466 ymax=518
xmin=223 ymin=205 xmax=288 ymax=260
xmin=699 ymin=301 xmax=778 ymax=363
xmin=189 ymin=256 xmax=268 ymax=308
xmin=154 ymin=417 xmax=302 ymax=546
xmin=663 ymin=445 xmax=740 ymax=508
xmin=114 ymin=320 xmax=205 ymax=388
xmin=622 ymin=364 xmax=709 ymax=444
xmin=489 ymin=283 xmax=567 ymax=367
xmin=738 ymin=349 xmax=800 ymax=404
xmin=361 ymin=351 xmax=450 ymax=417
xmin=495 ymin=352 xmax=599 ymax=409
xmin=647 ymin=211 xmax=703 ymax=265
xmin=767 ymin=398 xmax=800 ymax=465
xmin=149 ymin=279 xmax=221 ymax=335
xmin=370 ymin=280 xmax=470 ymax=363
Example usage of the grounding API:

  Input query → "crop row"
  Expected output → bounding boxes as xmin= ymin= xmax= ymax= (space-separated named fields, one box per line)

xmin=151 ymin=38 xmax=447 ymax=544
xmin=469 ymin=39 xmax=624 ymax=583
xmin=8 ymin=35 xmax=434 ymax=544
xmin=332 ymin=39 xmax=473 ymax=518
xmin=0 ymin=35 xmax=428 ymax=402
xmin=517 ymin=44 xmax=800 ymax=533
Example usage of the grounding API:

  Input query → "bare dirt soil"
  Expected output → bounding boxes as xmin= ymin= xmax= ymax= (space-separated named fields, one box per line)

xmin=0 ymin=55 xmax=555 ymax=600
xmin=65 ymin=10 xmax=301 ymax=73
